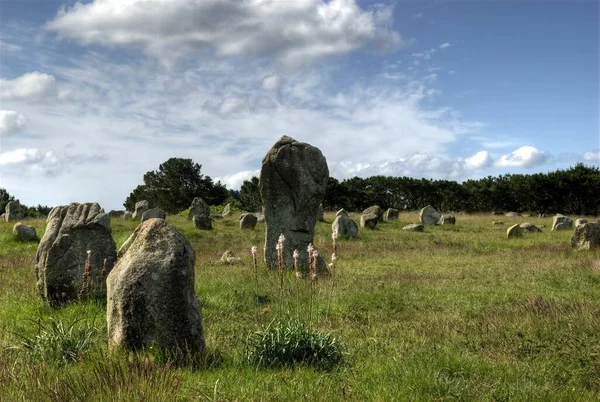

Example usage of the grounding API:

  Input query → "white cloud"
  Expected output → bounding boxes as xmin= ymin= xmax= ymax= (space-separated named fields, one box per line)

xmin=261 ymin=74 xmax=284 ymax=92
xmin=465 ymin=151 xmax=492 ymax=169
xmin=495 ymin=146 xmax=548 ymax=168
xmin=0 ymin=72 xmax=57 ymax=101
xmin=47 ymin=0 xmax=404 ymax=66
xmin=215 ymin=169 xmax=260 ymax=191
xmin=584 ymin=149 xmax=600 ymax=162
xmin=439 ymin=42 xmax=451 ymax=49
xmin=0 ymin=110 xmax=27 ymax=136
xmin=0 ymin=147 xmax=107 ymax=176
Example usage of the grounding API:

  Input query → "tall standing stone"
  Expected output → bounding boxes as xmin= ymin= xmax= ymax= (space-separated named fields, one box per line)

xmin=35 ymin=203 xmax=116 ymax=306
xmin=222 ymin=203 xmax=232 ymax=217
xmin=571 ymin=223 xmax=600 ymax=250
xmin=188 ymin=197 xmax=210 ymax=220
xmin=107 ymin=219 xmax=204 ymax=354
xmin=419 ymin=205 xmax=441 ymax=225
xmin=384 ymin=208 xmax=399 ymax=221
xmin=552 ymin=214 xmax=573 ymax=231
xmin=132 ymin=200 xmax=149 ymax=220
xmin=332 ymin=212 xmax=359 ymax=238
xmin=259 ymin=136 xmax=328 ymax=270
xmin=5 ymin=199 xmax=24 ymax=221
xmin=363 ymin=206 xmax=384 ymax=222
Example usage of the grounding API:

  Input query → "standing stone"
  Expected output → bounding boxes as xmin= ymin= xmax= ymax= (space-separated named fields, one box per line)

xmin=403 ymin=223 xmax=424 ymax=232
xmin=141 ymin=207 xmax=166 ymax=222
xmin=222 ymin=203 xmax=232 ymax=217
xmin=363 ymin=206 xmax=384 ymax=222
xmin=193 ymin=214 xmax=212 ymax=230
xmin=419 ymin=205 xmax=441 ymax=225
xmin=259 ymin=136 xmax=328 ymax=270
xmin=506 ymin=224 xmax=522 ymax=239
xmin=439 ymin=215 xmax=456 ymax=225
xmin=132 ymin=200 xmax=149 ymax=220
xmin=571 ymin=223 xmax=600 ymax=250
xmin=107 ymin=218 xmax=204 ymax=354
xmin=189 ymin=197 xmax=210 ymax=220
xmin=575 ymin=219 xmax=588 ymax=227
xmin=123 ymin=211 xmax=132 ymax=220
xmin=35 ymin=203 xmax=116 ymax=306
xmin=240 ymin=213 xmax=258 ymax=230
xmin=336 ymin=208 xmax=349 ymax=217
xmin=552 ymin=214 xmax=573 ymax=231
xmin=316 ymin=203 xmax=325 ymax=222
xmin=5 ymin=200 xmax=24 ymax=221
xmin=332 ymin=213 xmax=359 ymax=238
xmin=360 ymin=213 xmax=378 ymax=229
xmin=520 ymin=222 xmax=542 ymax=232
xmin=13 ymin=222 xmax=37 ymax=241
xmin=384 ymin=208 xmax=399 ymax=221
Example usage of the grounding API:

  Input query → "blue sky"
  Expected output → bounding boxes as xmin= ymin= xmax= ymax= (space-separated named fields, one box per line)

xmin=0 ymin=0 xmax=598 ymax=211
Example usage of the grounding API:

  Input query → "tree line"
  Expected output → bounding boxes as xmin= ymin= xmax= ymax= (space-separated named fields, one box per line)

xmin=0 ymin=188 xmax=52 ymax=218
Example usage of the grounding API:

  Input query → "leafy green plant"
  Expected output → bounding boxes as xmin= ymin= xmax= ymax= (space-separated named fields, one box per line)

xmin=245 ymin=318 xmax=344 ymax=370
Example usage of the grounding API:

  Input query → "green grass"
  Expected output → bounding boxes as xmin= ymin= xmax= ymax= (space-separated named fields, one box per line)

xmin=1 ymin=212 xmax=599 ymax=401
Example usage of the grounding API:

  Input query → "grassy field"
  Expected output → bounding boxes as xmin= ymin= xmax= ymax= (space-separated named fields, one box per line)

xmin=1 ymin=211 xmax=599 ymax=401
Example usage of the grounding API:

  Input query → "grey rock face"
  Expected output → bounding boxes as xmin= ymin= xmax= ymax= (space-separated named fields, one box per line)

xmin=107 ymin=218 xmax=204 ymax=354
xmin=123 ymin=211 xmax=132 ymax=220
xmin=222 ymin=203 xmax=232 ymax=217
xmin=13 ymin=222 xmax=37 ymax=241
xmin=403 ymin=224 xmax=424 ymax=232
xmin=240 ymin=213 xmax=258 ymax=230
xmin=35 ymin=203 xmax=116 ymax=306
xmin=193 ymin=214 xmax=212 ymax=230
xmin=384 ymin=208 xmax=399 ymax=221
xmin=571 ymin=222 xmax=600 ymax=250
xmin=141 ymin=207 xmax=166 ymax=222
xmin=575 ymin=219 xmax=588 ymax=227
xmin=5 ymin=200 xmax=24 ymax=221
xmin=520 ymin=222 xmax=542 ymax=232
xmin=132 ymin=200 xmax=149 ymax=220
xmin=440 ymin=215 xmax=456 ymax=225
xmin=360 ymin=213 xmax=378 ymax=229
xmin=259 ymin=136 xmax=329 ymax=270
xmin=506 ymin=224 xmax=522 ymax=238
xmin=189 ymin=197 xmax=210 ymax=220
xmin=552 ymin=214 xmax=573 ymax=231
xmin=336 ymin=209 xmax=349 ymax=217
xmin=419 ymin=205 xmax=441 ymax=225
xmin=362 ymin=206 xmax=384 ymax=222
xmin=332 ymin=214 xmax=358 ymax=238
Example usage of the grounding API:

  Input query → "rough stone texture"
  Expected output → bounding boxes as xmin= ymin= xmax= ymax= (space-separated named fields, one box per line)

xmin=336 ymin=209 xmax=349 ymax=217
xmin=493 ymin=221 xmax=504 ymax=225
xmin=520 ymin=222 xmax=542 ymax=232
xmin=363 ymin=206 xmax=384 ymax=222
xmin=5 ymin=199 xmax=24 ymax=221
xmin=193 ymin=214 xmax=212 ymax=230
xmin=332 ymin=214 xmax=358 ymax=238
xmin=360 ymin=213 xmax=378 ymax=229
xmin=222 ymin=203 xmax=232 ymax=217
xmin=259 ymin=136 xmax=328 ymax=271
xmin=141 ymin=207 xmax=166 ymax=222
xmin=552 ymin=214 xmax=573 ymax=231
xmin=403 ymin=224 xmax=424 ymax=232
xmin=506 ymin=212 xmax=521 ymax=217
xmin=419 ymin=205 xmax=441 ymax=225
xmin=384 ymin=208 xmax=399 ymax=221
xmin=13 ymin=222 xmax=37 ymax=241
xmin=240 ymin=213 xmax=258 ymax=230
xmin=575 ymin=219 xmax=588 ymax=227
xmin=571 ymin=223 xmax=600 ymax=251
xmin=440 ymin=215 xmax=456 ymax=225
xmin=506 ymin=224 xmax=522 ymax=239
xmin=132 ymin=200 xmax=149 ymax=220
xmin=188 ymin=197 xmax=210 ymax=220
xmin=35 ymin=203 xmax=116 ymax=306
xmin=316 ymin=203 xmax=325 ymax=222
xmin=123 ymin=212 xmax=132 ymax=220
xmin=107 ymin=218 xmax=204 ymax=354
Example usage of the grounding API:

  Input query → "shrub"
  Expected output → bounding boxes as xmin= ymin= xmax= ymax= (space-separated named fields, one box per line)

xmin=245 ymin=319 xmax=344 ymax=370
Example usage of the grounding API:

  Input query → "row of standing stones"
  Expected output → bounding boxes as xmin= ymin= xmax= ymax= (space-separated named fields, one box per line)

xmin=12 ymin=136 xmax=600 ymax=356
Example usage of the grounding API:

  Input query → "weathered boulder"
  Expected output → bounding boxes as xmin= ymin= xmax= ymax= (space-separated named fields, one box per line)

xmin=141 ymin=207 xmax=166 ymax=222
xmin=222 ymin=203 xmax=232 ymax=217
xmin=520 ymin=222 xmax=542 ymax=232
xmin=575 ymin=219 xmax=588 ymax=227
xmin=123 ymin=211 xmax=132 ymax=220
xmin=506 ymin=224 xmax=522 ymax=238
xmin=132 ymin=200 xmax=149 ymax=220
xmin=188 ymin=197 xmax=210 ymax=220
xmin=240 ymin=213 xmax=258 ymax=230
xmin=403 ymin=224 xmax=424 ymax=232
xmin=13 ymin=222 xmax=37 ymax=241
xmin=440 ymin=215 xmax=456 ymax=225
xmin=363 ymin=206 xmax=384 ymax=222
xmin=107 ymin=218 xmax=204 ymax=354
xmin=571 ymin=223 xmax=600 ymax=250
xmin=316 ymin=203 xmax=325 ymax=222
xmin=552 ymin=214 xmax=573 ymax=231
xmin=259 ymin=136 xmax=328 ymax=271
xmin=360 ymin=213 xmax=378 ymax=229
xmin=384 ymin=208 xmax=399 ymax=221
xmin=35 ymin=203 xmax=116 ymax=306
xmin=419 ymin=205 xmax=441 ymax=225
xmin=193 ymin=214 xmax=212 ymax=230
xmin=506 ymin=212 xmax=521 ymax=217
xmin=332 ymin=214 xmax=358 ymax=238
xmin=5 ymin=200 xmax=24 ymax=221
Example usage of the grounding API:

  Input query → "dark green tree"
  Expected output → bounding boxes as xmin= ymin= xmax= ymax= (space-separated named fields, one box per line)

xmin=0 ymin=188 xmax=15 ymax=213
xmin=240 ymin=176 xmax=261 ymax=212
